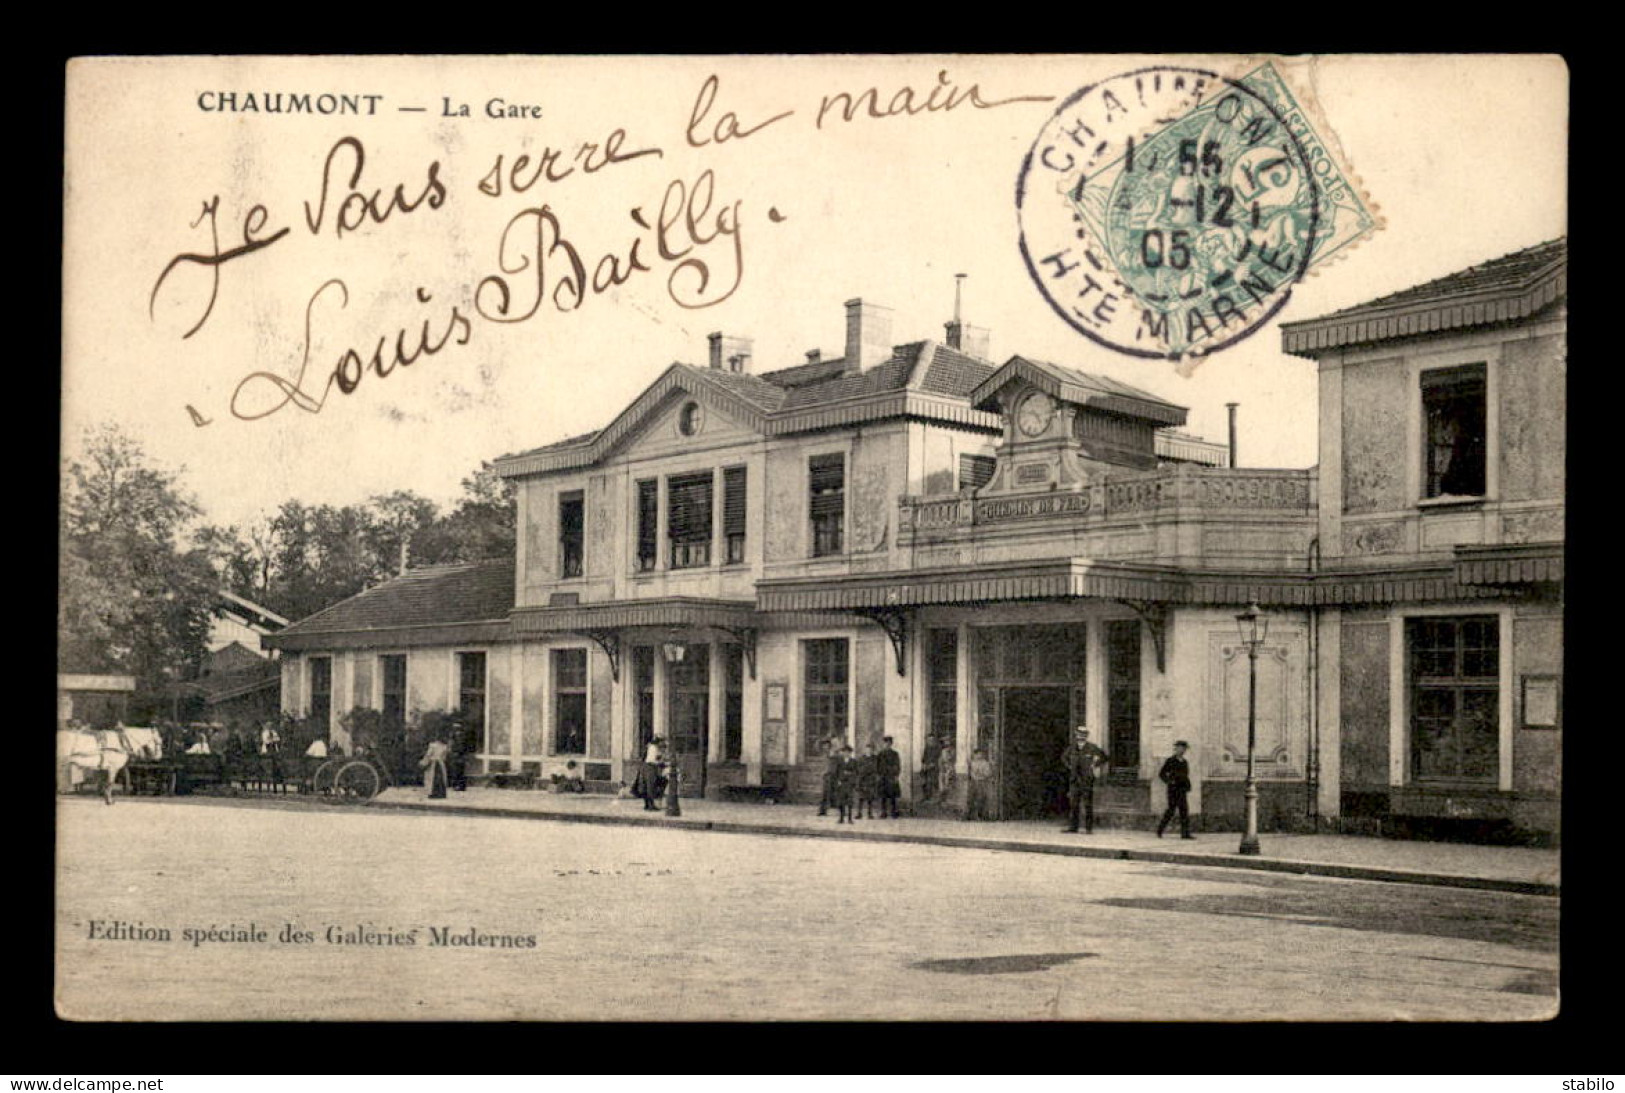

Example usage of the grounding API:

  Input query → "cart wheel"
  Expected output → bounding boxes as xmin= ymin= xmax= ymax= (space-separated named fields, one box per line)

xmin=334 ymin=760 xmax=381 ymax=801
xmin=312 ymin=758 xmax=343 ymax=795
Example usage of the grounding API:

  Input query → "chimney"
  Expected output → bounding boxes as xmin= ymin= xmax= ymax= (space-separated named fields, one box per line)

xmin=943 ymin=275 xmax=991 ymax=359
xmin=944 ymin=321 xmax=992 ymax=360
xmin=806 ymin=349 xmax=821 ymax=363
xmin=707 ymin=332 xmax=753 ymax=372
xmin=1226 ymin=402 xmax=1239 ymax=468
xmin=844 ymin=298 xmax=894 ymax=373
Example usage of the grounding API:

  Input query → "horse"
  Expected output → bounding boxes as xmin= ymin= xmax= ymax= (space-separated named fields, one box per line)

xmin=57 ymin=726 xmax=134 ymax=805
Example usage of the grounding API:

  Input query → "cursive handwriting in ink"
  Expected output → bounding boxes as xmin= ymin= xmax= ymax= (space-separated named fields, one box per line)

xmin=476 ymin=128 xmax=662 ymax=198
xmin=475 ymin=168 xmax=745 ymax=323
xmin=816 ymin=68 xmax=1054 ymax=129
xmin=230 ymin=279 xmax=473 ymax=421
xmin=686 ymin=74 xmax=794 ymax=147
xmin=303 ymin=136 xmax=447 ymax=238
xmin=150 ymin=196 xmax=290 ymax=339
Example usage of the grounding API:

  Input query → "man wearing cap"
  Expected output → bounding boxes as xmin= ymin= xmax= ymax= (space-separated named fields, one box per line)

xmin=639 ymin=736 xmax=667 ymax=811
xmin=1157 ymin=740 xmax=1195 ymax=839
xmin=1060 ymin=725 xmax=1109 ymax=834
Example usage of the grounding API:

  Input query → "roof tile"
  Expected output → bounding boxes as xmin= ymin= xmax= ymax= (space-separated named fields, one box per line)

xmin=274 ymin=559 xmax=515 ymax=637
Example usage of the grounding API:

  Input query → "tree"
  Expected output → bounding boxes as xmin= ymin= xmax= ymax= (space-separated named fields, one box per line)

xmin=417 ymin=461 xmax=516 ymax=565
xmin=58 ymin=424 xmax=215 ymax=698
xmin=365 ymin=490 xmax=440 ymax=575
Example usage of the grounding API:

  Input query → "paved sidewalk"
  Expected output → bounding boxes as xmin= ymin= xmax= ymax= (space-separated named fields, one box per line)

xmin=370 ymin=787 xmax=1560 ymax=896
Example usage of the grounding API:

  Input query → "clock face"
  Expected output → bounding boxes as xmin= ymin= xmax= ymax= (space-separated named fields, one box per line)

xmin=1016 ymin=391 xmax=1053 ymax=437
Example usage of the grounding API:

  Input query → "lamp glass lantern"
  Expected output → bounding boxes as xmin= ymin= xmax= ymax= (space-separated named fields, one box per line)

xmin=1234 ymin=602 xmax=1269 ymax=649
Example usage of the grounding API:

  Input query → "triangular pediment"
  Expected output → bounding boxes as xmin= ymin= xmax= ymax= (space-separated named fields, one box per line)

xmin=598 ymin=367 xmax=773 ymax=464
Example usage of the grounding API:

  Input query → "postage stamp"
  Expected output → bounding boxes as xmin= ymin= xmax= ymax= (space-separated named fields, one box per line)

xmin=1017 ymin=61 xmax=1380 ymax=365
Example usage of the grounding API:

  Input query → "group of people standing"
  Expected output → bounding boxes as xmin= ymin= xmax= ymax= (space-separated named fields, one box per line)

xmin=818 ymin=736 xmax=902 ymax=823
xmin=815 ymin=724 xmax=1195 ymax=837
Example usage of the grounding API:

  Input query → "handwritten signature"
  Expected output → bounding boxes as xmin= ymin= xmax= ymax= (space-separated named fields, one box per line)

xmin=477 ymin=168 xmax=746 ymax=323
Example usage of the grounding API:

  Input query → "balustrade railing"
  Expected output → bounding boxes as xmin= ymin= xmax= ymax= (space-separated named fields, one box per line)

xmin=898 ymin=466 xmax=1314 ymax=535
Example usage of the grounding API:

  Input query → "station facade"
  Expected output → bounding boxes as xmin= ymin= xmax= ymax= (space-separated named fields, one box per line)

xmin=266 ymin=240 xmax=1564 ymax=838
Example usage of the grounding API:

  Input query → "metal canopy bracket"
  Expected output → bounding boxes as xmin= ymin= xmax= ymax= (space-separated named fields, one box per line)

xmin=579 ymin=629 xmax=623 ymax=682
xmin=1116 ymin=600 xmax=1169 ymax=674
xmin=856 ymin=607 xmax=911 ymax=677
xmin=713 ymin=626 xmax=759 ymax=680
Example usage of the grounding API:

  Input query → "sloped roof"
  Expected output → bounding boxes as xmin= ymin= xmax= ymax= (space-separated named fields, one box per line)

xmin=496 ymin=341 xmax=1011 ymax=476
xmin=1282 ymin=238 xmax=1566 ymax=356
xmin=971 ymin=356 xmax=1188 ymax=427
xmin=264 ymin=560 xmax=515 ymax=647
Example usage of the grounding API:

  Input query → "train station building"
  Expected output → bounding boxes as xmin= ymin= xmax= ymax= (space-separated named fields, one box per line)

xmin=265 ymin=239 xmax=1564 ymax=840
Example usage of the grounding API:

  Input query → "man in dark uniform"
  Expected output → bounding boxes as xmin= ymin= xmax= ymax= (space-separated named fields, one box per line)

xmin=875 ymin=735 xmax=902 ymax=818
xmin=1157 ymin=740 xmax=1195 ymax=839
xmin=1060 ymin=725 xmax=1109 ymax=834
xmin=854 ymin=742 xmax=878 ymax=820
xmin=448 ymin=715 xmax=473 ymax=792
xmin=833 ymin=744 xmax=859 ymax=824
xmin=817 ymin=738 xmax=843 ymax=816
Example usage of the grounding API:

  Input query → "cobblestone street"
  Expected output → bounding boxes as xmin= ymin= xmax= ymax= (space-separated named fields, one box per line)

xmin=56 ymin=798 xmax=1558 ymax=1022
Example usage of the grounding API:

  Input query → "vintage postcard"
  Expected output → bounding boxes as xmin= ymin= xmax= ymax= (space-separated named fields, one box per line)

xmin=59 ymin=54 xmax=1565 ymax=1022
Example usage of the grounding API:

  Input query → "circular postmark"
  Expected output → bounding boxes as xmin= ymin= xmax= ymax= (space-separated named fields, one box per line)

xmin=1017 ymin=66 xmax=1320 ymax=363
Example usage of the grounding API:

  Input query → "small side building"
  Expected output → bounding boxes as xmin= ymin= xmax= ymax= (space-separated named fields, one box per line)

xmin=1282 ymin=238 xmax=1565 ymax=841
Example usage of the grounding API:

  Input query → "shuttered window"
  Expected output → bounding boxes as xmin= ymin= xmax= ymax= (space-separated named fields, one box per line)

xmin=959 ymin=454 xmax=996 ymax=491
xmin=668 ymin=471 xmax=713 ymax=569
xmin=809 ymin=454 xmax=845 ymax=557
xmin=723 ymin=466 xmax=747 ymax=564
xmin=636 ymin=479 xmax=658 ymax=571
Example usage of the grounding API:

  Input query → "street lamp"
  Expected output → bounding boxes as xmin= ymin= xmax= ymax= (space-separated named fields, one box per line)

xmin=1234 ymin=602 xmax=1269 ymax=856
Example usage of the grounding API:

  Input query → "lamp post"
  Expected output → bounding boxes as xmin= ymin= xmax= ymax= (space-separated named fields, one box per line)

xmin=1234 ymin=602 xmax=1269 ymax=856
xmin=661 ymin=641 xmax=687 ymax=817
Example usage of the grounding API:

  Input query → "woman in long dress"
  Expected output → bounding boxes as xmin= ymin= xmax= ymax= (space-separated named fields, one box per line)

xmin=420 ymin=735 xmax=450 ymax=799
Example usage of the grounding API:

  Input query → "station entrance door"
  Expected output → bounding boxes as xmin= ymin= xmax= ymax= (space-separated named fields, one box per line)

xmin=973 ymin=624 xmax=1088 ymax=820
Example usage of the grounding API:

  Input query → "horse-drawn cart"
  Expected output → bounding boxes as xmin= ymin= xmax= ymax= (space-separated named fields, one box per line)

xmin=309 ymin=752 xmax=394 ymax=801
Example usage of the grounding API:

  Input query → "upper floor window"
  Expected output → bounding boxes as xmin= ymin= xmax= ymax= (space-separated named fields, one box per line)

xmin=558 ymin=490 xmax=584 ymax=578
xmin=722 ymin=466 xmax=747 ymax=564
xmin=1422 ymin=365 xmax=1486 ymax=500
xmin=668 ymin=471 xmax=713 ymax=569
xmin=959 ymin=453 xmax=996 ymax=491
xmin=636 ymin=479 xmax=658 ymax=572
xmin=809 ymin=453 xmax=845 ymax=557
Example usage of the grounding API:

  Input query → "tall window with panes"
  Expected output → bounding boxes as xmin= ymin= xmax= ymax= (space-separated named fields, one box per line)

xmin=380 ymin=654 xmax=407 ymax=733
xmin=1408 ymin=616 xmax=1499 ymax=783
xmin=802 ymin=638 xmax=849 ymax=757
xmin=553 ymin=648 xmax=588 ymax=755
xmin=457 ymin=652 xmax=486 ymax=733
xmin=667 ymin=471 xmax=713 ymax=569
xmin=308 ymin=656 xmax=333 ymax=730
xmin=809 ymin=454 xmax=845 ymax=557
